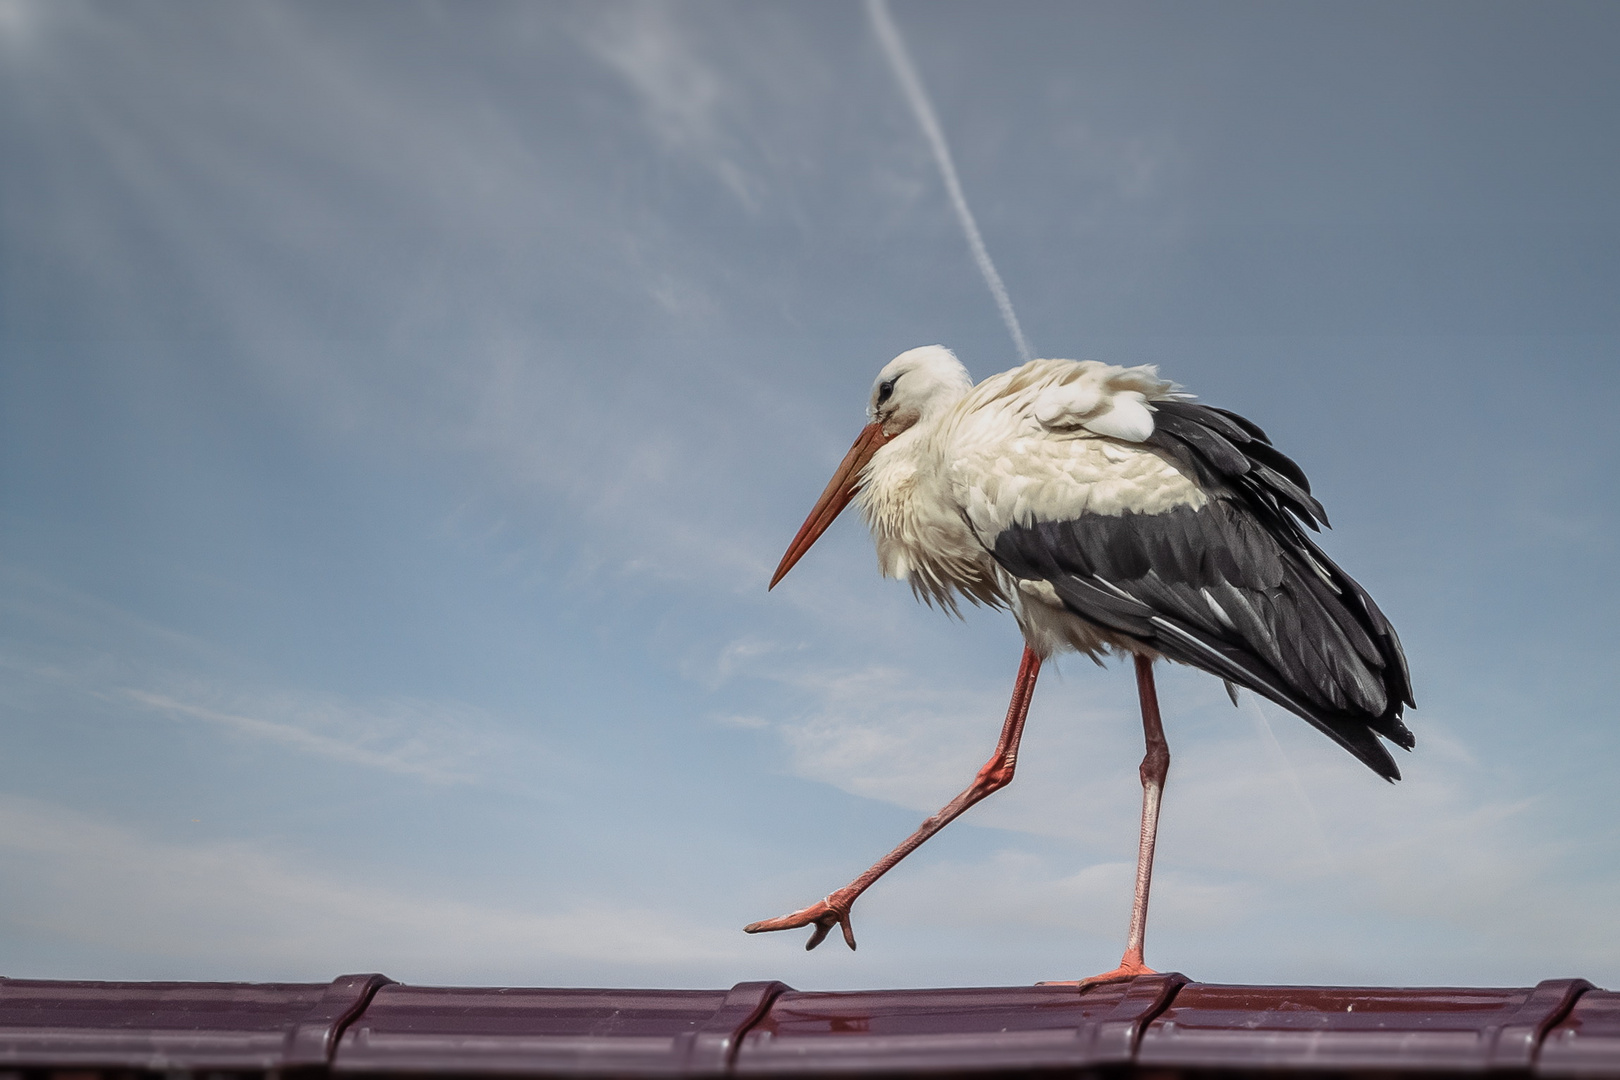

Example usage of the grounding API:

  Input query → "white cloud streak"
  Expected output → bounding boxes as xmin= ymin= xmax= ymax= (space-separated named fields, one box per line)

xmin=583 ymin=2 xmax=762 ymax=213
xmin=124 ymin=689 xmax=493 ymax=786
xmin=1 ymin=567 xmax=557 ymax=794
xmin=0 ymin=794 xmax=744 ymax=981
xmin=866 ymin=0 xmax=1032 ymax=362
xmin=721 ymin=641 xmax=1620 ymax=984
xmin=772 ymin=662 xmax=1039 ymax=813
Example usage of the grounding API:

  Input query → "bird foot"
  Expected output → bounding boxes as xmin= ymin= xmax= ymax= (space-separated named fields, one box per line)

xmin=1037 ymin=959 xmax=1159 ymax=989
xmin=744 ymin=890 xmax=858 ymax=950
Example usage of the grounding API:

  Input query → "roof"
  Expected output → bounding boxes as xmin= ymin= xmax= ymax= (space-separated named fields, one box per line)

xmin=1 ymin=973 xmax=1616 ymax=1077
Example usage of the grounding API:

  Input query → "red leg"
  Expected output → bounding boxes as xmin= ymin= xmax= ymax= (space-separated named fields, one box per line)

xmin=745 ymin=646 xmax=1043 ymax=950
xmin=1045 ymin=654 xmax=1169 ymax=987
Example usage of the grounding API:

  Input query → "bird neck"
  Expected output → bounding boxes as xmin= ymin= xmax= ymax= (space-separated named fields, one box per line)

xmin=858 ymin=415 xmax=951 ymax=563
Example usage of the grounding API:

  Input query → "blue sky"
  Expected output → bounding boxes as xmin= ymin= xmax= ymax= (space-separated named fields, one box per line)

xmin=2 ymin=0 xmax=1618 ymax=990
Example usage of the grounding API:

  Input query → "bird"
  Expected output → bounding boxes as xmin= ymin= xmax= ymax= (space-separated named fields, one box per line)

xmin=744 ymin=345 xmax=1414 ymax=984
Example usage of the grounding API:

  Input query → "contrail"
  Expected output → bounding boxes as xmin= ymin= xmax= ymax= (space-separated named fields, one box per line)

xmin=866 ymin=0 xmax=1032 ymax=363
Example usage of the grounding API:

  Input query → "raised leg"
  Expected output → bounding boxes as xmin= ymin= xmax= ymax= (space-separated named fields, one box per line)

xmin=745 ymin=646 xmax=1043 ymax=950
xmin=1041 ymin=653 xmax=1170 ymax=988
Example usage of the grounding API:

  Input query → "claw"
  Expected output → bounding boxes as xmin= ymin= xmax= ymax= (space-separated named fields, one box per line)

xmin=1038 ymin=960 xmax=1159 ymax=990
xmin=744 ymin=893 xmax=858 ymax=951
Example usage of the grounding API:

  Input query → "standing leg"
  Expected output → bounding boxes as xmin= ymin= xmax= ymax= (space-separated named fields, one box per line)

xmin=1092 ymin=654 xmax=1170 ymax=982
xmin=1045 ymin=653 xmax=1169 ymax=987
xmin=745 ymin=646 xmax=1043 ymax=950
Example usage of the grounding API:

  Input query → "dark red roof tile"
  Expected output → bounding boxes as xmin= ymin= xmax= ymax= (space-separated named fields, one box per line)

xmin=2 ymin=973 xmax=1614 ymax=1076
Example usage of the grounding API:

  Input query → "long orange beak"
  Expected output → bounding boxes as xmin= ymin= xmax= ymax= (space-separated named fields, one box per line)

xmin=769 ymin=422 xmax=891 ymax=589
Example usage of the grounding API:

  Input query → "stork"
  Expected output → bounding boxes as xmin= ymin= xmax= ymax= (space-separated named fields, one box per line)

xmin=745 ymin=345 xmax=1414 ymax=984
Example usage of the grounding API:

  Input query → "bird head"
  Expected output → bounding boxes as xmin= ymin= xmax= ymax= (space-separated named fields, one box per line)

xmin=868 ymin=345 xmax=974 ymax=437
xmin=770 ymin=346 xmax=973 ymax=589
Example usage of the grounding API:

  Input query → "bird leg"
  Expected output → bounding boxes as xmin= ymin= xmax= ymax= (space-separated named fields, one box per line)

xmin=745 ymin=646 xmax=1042 ymax=950
xmin=1049 ymin=653 xmax=1170 ymax=987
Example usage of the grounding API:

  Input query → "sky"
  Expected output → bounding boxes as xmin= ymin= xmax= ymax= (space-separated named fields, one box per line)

xmin=1 ymin=0 xmax=1618 ymax=992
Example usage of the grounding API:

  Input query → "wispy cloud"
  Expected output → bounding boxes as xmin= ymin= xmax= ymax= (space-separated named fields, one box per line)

xmin=692 ymin=637 xmax=1138 ymax=838
xmin=2 ymin=566 xmax=557 ymax=793
xmin=0 ymin=0 xmax=42 ymax=53
xmin=878 ymin=850 xmax=1258 ymax=936
xmin=712 ymin=637 xmax=1620 ymax=983
xmin=771 ymin=662 xmax=1019 ymax=810
xmin=124 ymin=689 xmax=496 ymax=786
xmin=0 ymin=793 xmax=745 ymax=981
xmin=583 ymin=2 xmax=762 ymax=212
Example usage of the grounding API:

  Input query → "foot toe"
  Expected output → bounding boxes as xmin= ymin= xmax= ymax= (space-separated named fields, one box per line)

xmin=1037 ymin=962 xmax=1159 ymax=988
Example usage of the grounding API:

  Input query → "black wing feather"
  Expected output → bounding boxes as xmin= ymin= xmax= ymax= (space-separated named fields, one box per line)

xmin=992 ymin=401 xmax=1414 ymax=780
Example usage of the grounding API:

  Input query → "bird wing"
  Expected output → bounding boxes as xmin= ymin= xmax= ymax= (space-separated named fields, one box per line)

xmin=952 ymin=385 xmax=1415 ymax=780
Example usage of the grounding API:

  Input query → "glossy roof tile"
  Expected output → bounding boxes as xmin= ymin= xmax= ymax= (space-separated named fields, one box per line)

xmin=1 ymin=973 xmax=1614 ymax=1076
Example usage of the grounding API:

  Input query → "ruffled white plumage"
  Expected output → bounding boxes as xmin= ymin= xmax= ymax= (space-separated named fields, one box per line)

xmin=747 ymin=343 xmax=1413 ymax=958
xmin=855 ymin=351 xmax=1201 ymax=657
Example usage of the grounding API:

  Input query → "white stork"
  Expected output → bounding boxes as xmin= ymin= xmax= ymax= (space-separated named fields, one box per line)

xmin=745 ymin=345 xmax=1414 ymax=984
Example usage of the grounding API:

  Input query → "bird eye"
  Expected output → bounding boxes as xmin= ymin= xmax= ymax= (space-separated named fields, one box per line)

xmin=877 ymin=379 xmax=896 ymax=404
